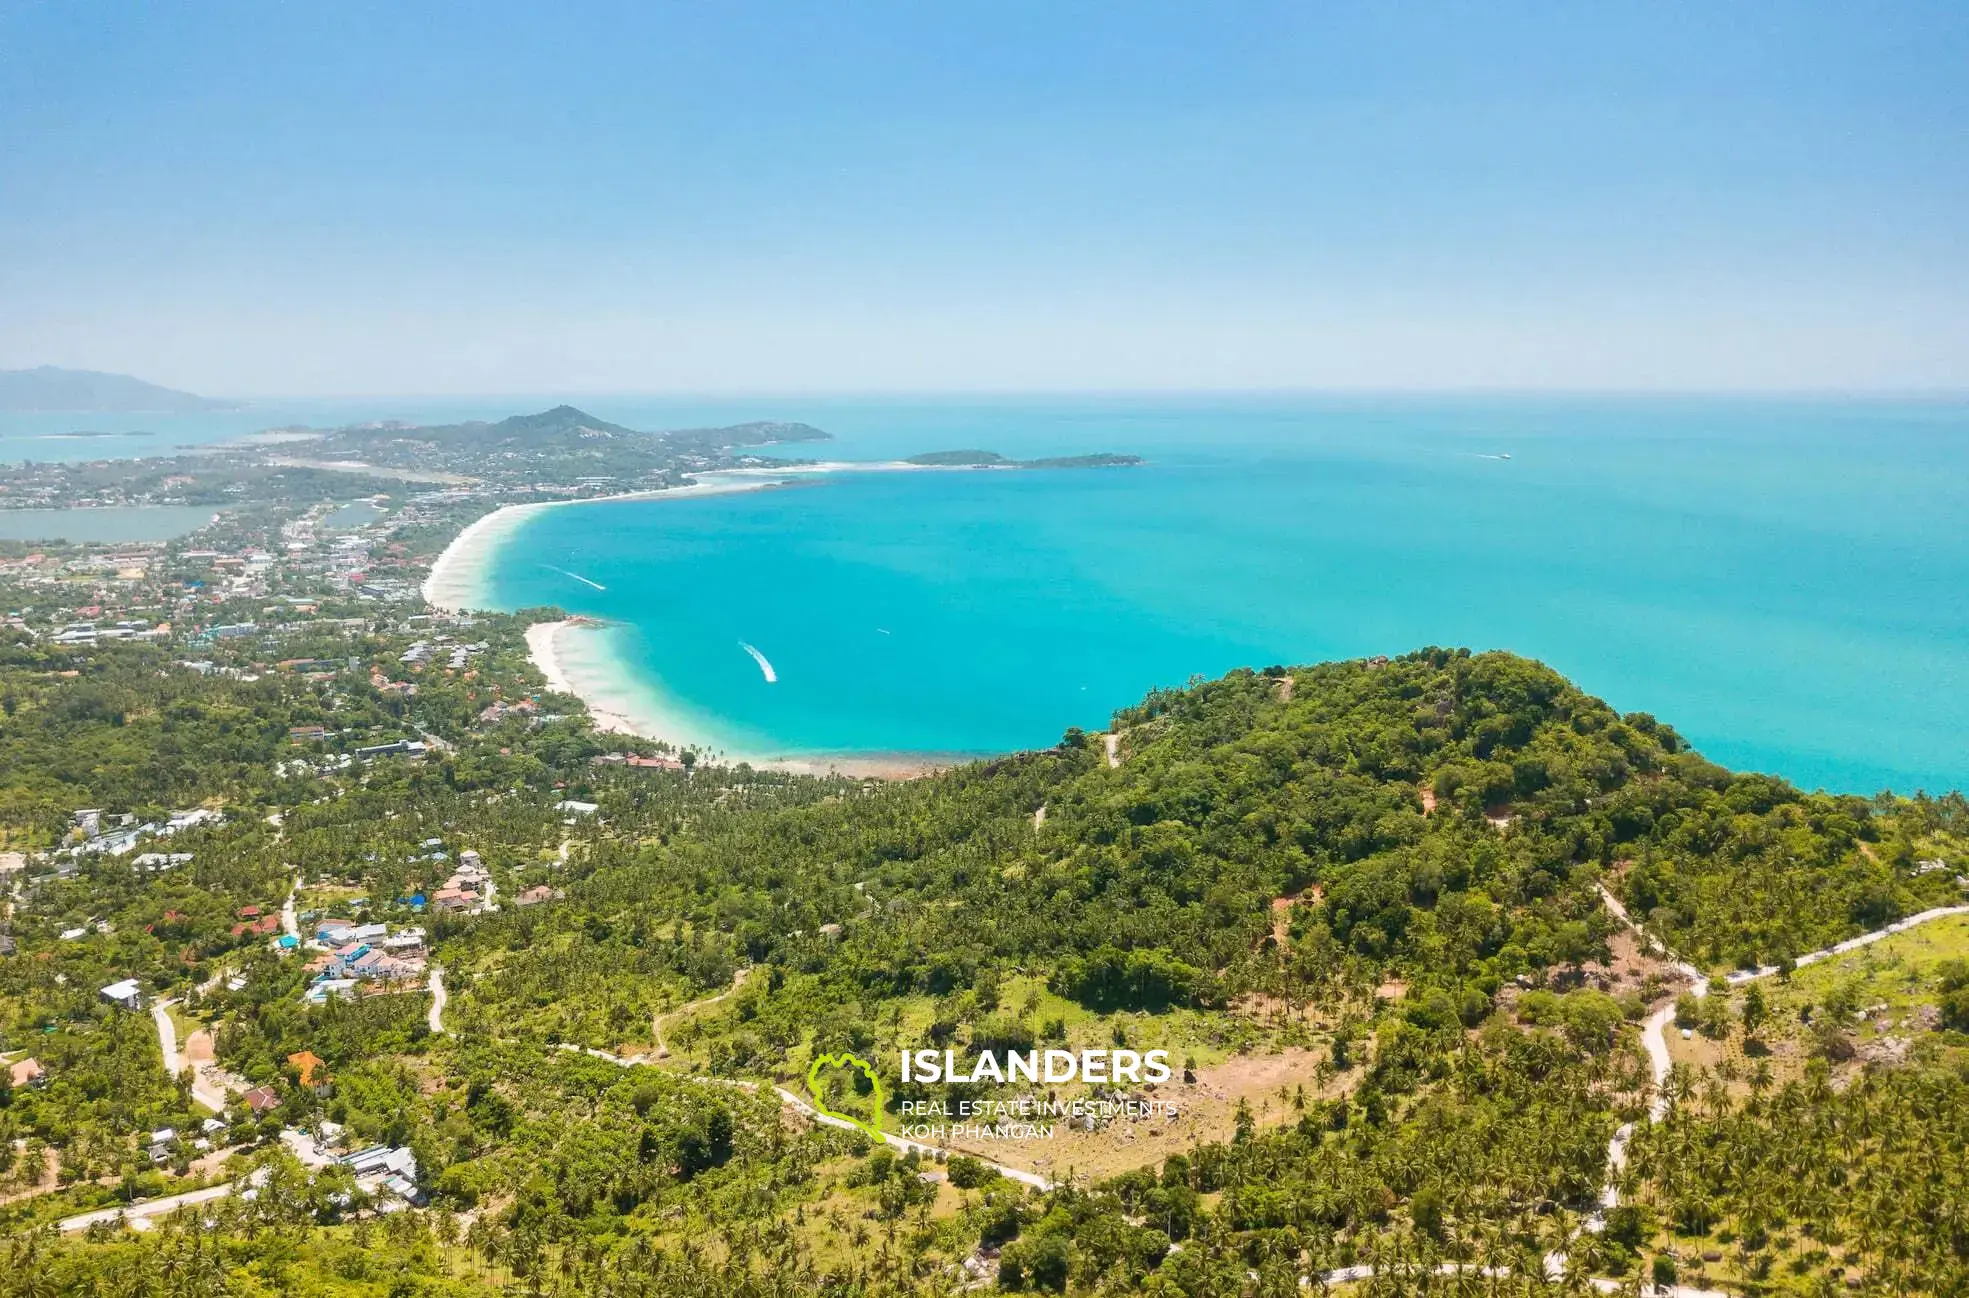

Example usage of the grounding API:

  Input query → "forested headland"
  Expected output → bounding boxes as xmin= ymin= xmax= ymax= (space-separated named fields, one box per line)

xmin=4 ymin=621 xmax=1965 ymax=1295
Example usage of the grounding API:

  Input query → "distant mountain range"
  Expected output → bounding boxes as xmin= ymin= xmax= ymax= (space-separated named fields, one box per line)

xmin=0 ymin=366 xmax=240 ymax=414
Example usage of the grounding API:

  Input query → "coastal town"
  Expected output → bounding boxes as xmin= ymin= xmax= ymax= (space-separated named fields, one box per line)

xmin=0 ymin=409 xmax=836 ymax=1236
xmin=3 ymin=406 xmax=1150 ymax=1267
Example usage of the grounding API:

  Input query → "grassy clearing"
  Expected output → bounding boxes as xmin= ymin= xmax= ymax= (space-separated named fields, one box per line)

xmin=1666 ymin=913 xmax=1969 ymax=1087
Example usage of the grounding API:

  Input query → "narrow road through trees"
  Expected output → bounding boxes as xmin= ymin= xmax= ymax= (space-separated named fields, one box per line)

xmin=426 ymin=966 xmax=447 ymax=1035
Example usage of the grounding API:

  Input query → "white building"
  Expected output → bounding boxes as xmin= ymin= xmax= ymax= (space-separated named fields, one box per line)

xmin=165 ymin=808 xmax=224 ymax=834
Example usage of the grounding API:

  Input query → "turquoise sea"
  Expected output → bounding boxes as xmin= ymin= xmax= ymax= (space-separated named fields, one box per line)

xmin=467 ymin=395 xmax=1969 ymax=797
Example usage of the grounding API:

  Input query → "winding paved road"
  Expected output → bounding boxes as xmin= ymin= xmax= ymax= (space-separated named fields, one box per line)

xmin=59 ymin=1168 xmax=269 ymax=1234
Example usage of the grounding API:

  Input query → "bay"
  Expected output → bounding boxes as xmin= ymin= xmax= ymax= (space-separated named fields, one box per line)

xmin=471 ymin=395 xmax=1969 ymax=795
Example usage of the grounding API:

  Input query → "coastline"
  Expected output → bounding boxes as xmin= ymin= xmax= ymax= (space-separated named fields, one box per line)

xmin=421 ymin=465 xmax=998 ymax=614
xmin=430 ymin=471 xmax=978 ymax=779
xmin=523 ymin=617 xmax=961 ymax=780
xmin=422 ymin=476 xmax=785 ymax=613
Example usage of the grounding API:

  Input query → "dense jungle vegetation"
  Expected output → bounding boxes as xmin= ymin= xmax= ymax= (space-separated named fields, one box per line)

xmin=7 ymin=632 xmax=1968 ymax=1296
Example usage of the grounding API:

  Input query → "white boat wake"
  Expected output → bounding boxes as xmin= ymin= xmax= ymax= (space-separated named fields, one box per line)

xmin=544 ymin=565 xmax=606 ymax=591
xmin=739 ymin=641 xmax=777 ymax=682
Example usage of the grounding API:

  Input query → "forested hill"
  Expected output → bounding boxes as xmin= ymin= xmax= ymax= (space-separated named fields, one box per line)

xmin=416 ymin=647 xmax=1969 ymax=1293
xmin=301 ymin=405 xmax=833 ymax=482
xmin=13 ymin=626 xmax=1969 ymax=1294
xmin=368 ymin=406 xmax=829 ymax=450
xmin=464 ymin=649 xmax=1960 ymax=1059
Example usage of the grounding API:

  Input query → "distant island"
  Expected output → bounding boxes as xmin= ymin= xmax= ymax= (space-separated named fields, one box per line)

xmin=0 ymin=366 xmax=240 ymax=414
xmin=38 ymin=430 xmax=157 ymax=440
xmin=904 ymin=449 xmax=1143 ymax=469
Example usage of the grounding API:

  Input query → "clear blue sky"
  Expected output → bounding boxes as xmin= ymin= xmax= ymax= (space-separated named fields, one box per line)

xmin=2 ymin=1 xmax=1964 ymax=395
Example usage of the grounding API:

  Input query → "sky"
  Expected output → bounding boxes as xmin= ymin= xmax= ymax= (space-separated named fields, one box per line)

xmin=1 ymin=1 xmax=1966 ymax=396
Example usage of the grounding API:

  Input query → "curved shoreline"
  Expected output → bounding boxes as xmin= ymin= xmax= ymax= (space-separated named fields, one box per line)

xmin=428 ymin=472 xmax=982 ymax=779
xmin=421 ymin=460 xmax=1020 ymax=613
xmin=422 ymin=477 xmax=787 ymax=613
xmin=527 ymin=616 xmax=965 ymax=779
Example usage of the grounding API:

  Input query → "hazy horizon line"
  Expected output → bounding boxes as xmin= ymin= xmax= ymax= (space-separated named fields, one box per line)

xmin=199 ymin=384 xmax=1969 ymax=404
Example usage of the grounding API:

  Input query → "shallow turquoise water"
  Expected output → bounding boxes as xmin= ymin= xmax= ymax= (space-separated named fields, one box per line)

xmin=472 ymin=395 xmax=1962 ymax=795
xmin=0 ymin=504 xmax=218 ymax=542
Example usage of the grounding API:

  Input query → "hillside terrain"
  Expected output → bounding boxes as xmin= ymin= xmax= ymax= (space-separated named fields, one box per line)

xmin=0 ymin=409 xmax=1965 ymax=1295
xmin=295 ymin=405 xmax=832 ymax=487
xmin=0 ymin=609 xmax=1963 ymax=1294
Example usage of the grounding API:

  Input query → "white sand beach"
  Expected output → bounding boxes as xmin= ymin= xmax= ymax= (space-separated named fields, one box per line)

xmin=422 ymin=476 xmax=787 ymax=613
xmin=427 ymin=467 xmax=992 ymax=779
xmin=524 ymin=619 xmax=655 ymax=738
xmin=524 ymin=617 xmax=949 ymax=779
xmin=421 ymin=460 xmax=1007 ymax=614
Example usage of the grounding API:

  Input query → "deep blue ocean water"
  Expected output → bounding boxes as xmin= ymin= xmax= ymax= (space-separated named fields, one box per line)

xmin=469 ymin=395 xmax=1969 ymax=796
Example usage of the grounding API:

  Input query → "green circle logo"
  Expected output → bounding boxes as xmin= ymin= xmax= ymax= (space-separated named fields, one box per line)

xmin=805 ymin=1051 xmax=885 ymax=1140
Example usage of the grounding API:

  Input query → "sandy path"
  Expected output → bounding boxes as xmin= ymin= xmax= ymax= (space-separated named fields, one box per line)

xmin=426 ymin=966 xmax=447 ymax=1035
xmin=1291 ymin=893 xmax=1969 ymax=1294
xmin=1581 ymin=887 xmax=1969 ymax=1230
xmin=652 ymin=968 xmax=749 ymax=1060
xmin=154 ymin=998 xmax=239 ymax=1113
